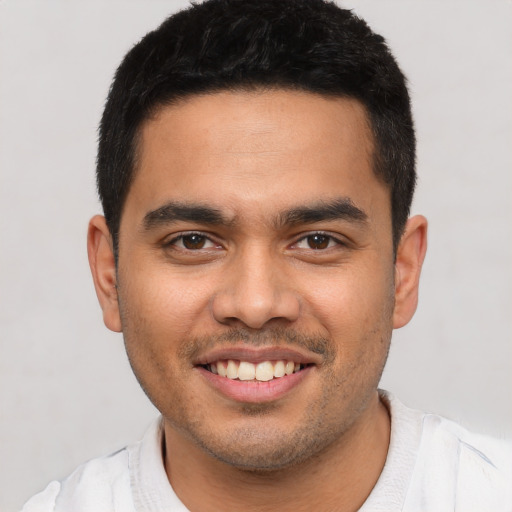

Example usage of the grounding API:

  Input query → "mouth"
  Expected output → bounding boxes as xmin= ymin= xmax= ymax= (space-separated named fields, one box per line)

xmin=200 ymin=359 xmax=311 ymax=382
xmin=194 ymin=348 xmax=318 ymax=403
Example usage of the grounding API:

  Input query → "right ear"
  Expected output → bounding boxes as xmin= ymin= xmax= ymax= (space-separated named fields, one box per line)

xmin=87 ymin=215 xmax=122 ymax=332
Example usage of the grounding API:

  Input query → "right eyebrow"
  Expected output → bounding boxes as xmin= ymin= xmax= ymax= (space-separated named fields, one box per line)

xmin=142 ymin=201 xmax=232 ymax=231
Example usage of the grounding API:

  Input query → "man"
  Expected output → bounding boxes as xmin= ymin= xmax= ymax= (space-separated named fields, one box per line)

xmin=22 ymin=0 xmax=512 ymax=510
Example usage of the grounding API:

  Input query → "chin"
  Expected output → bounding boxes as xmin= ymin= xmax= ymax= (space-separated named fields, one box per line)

xmin=189 ymin=419 xmax=341 ymax=472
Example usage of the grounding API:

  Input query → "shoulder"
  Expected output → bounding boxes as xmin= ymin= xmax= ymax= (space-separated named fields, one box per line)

xmin=21 ymin=447 xmax=134 ymax=512
xmin=381 ymin=391 xmax=512 ymax=511
xmin=21 ymin=417 xmax=183 ymax=512
xmin=418 ymin=406 xmax=512 ymax=482
xmin=435 ymin=416 xmax=512 ymax=510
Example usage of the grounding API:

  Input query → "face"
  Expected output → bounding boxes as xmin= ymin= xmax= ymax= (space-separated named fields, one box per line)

xmin=91 ymin=90 xmax=419 ymax=470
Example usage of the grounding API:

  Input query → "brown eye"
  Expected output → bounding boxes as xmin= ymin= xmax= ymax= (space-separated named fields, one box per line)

xmin=182 ymin=234 xmax=207 ymax=249
xmin=306 ymin=234 xmax=330 ymax=249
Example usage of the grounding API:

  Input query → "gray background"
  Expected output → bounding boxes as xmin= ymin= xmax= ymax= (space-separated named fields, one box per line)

xmin=1 ymin=1 xmax=511 ymax=510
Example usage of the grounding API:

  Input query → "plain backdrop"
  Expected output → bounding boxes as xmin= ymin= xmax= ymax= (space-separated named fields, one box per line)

xmin=1 ymin=1 xmax=511 ymax=510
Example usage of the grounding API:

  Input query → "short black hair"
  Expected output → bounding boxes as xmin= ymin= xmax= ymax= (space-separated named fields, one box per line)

xmin=97 ymin=0 xmax=416 ymax=257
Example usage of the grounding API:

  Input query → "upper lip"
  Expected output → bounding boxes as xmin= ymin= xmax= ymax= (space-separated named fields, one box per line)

xmin=193 ymin=345 xmax=323 ymax=366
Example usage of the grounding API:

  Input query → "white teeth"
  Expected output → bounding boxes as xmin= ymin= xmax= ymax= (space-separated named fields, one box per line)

xmin=238 ymin=361 xmax=256 ymax=381
xmin=274 ymin=360 xmax=285 ymax=378
xmin=255 ymin=361 xmax=274 ymax=381
xmin=217 ymin=361 xmax=227 ymax=377
xmin=208 ymin=359 xmax=305 ymax=381
xmin=226 ymin=360 xmax=238 ymax=379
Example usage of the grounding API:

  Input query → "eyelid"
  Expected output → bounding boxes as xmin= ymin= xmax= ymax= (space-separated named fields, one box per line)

xmin=165 ymin=231 xmax=223 ymax=249
xmin=291 ymin=231 xmax=346 ymax=249
xmin=163 ymin=230 xmax=348 ymax=251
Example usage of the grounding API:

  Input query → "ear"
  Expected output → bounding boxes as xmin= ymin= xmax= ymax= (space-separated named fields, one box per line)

xmin=393 ymin=215 xmax=428 ymax=329
xmin=87 ymin=215 xmax=122 ymax=332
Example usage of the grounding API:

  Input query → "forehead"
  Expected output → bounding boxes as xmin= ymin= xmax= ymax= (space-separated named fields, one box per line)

xmin=125 ymin=89 xmax=388 ymax=226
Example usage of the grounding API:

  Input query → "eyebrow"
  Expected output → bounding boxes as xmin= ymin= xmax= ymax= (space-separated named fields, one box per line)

xmin=278 ymin=198 xmax=368 ymax=228
xmin=143 ymin=202 xmax=231 ymax=230
xmin=142 ymin=197 xmax=368 ymax=232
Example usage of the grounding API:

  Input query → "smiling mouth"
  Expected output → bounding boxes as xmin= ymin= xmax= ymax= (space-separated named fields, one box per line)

xmin=200 ymin=359 xmax=310 ymax=382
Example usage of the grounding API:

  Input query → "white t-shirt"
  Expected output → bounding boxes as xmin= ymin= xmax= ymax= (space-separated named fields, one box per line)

xmin=22 ymin=391 xmax=512 ymax=511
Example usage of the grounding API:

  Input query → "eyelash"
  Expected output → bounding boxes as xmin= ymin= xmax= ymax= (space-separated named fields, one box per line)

xmin=165 ymin=231 xmax=345 ymax=251
xmin=165 ymin=232 xmax=221 ymax=251
xmin=293 ymin=232 xmax=345 ymax=250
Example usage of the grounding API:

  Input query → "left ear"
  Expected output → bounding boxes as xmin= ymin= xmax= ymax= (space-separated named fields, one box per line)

xmin=393 ymin=215 xmax=428 ymax=329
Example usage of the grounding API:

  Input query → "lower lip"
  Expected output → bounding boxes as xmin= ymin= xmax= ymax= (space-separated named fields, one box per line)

xmin=197 ymin=366 xmax=313 ymax=403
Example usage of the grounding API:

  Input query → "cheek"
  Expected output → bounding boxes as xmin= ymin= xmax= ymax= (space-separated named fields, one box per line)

xmin=119 ymin=265 xmax=216 ymax=341
xmin=304 ymin=262 xmax=395 ymax=338
xmin=116 ymin=272 xmax=205 ymax=414
xmin=301 ymin=261 xmax=395 ymax=387
xmin=115 ymin=267 xmax=217 ymax=398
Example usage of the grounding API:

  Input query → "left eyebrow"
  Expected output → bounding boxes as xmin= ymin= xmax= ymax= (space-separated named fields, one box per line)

xmin=278 ymin=198 xmax=368 ymax=228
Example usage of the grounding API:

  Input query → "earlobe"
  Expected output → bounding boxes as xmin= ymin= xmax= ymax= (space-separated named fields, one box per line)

xmin=87 ymin=215 xmax=122 ymax=333
xmin=392 ymin=215 xmax=428 ymax=329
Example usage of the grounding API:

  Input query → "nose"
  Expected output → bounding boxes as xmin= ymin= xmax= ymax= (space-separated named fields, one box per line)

xmin=211 ymin=244 xmax=300 ymax=329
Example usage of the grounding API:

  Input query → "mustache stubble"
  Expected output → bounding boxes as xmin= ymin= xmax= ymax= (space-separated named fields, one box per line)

xmin=177 ymin=327 xmax=336 ymax=364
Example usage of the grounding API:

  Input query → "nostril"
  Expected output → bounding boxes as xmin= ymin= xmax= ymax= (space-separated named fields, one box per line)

xmin=211 ymin=290 xmax=300 ymax=329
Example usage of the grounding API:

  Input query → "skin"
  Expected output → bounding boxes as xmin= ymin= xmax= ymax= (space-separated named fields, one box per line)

xmin=88 ymin=90 xmax=427 ymax=511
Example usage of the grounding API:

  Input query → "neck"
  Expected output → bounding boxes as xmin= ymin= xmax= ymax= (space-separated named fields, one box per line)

xmin=164 ymin=392 xmax=390 ymax=512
